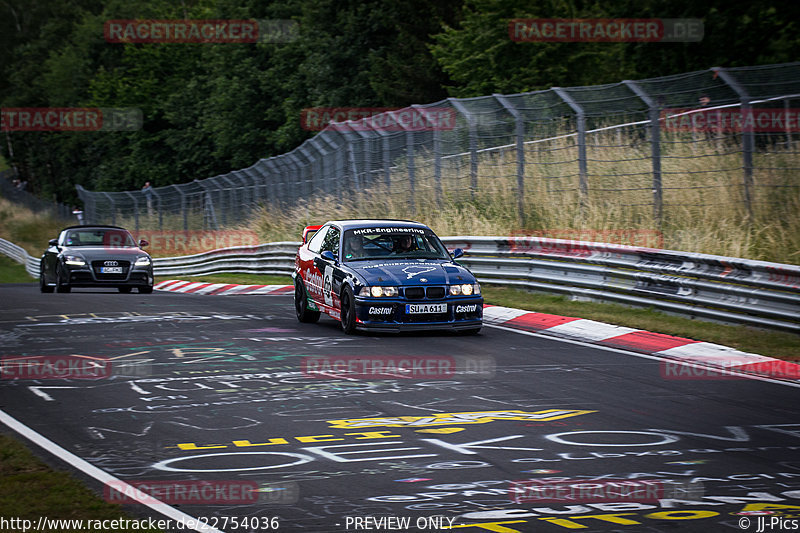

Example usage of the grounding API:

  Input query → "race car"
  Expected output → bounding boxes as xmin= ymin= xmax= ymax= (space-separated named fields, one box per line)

xmin=293 ymin=219 xmax=483 ymax=334
xmin=40 ymin=225 xmax=154 ymax=293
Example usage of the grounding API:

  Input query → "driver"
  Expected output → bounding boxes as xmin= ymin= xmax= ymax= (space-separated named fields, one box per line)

xmin=394 ymin=234 xmax=416 ymax=253
xmin=344 ymin=235 xmax=365 ymax=259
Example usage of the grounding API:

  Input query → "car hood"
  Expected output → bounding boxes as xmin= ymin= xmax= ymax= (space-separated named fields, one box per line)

xmin=61 ymin=246 xmax=149 ymax=261
xmin=348 ymin=259 xmax=475 ymax=286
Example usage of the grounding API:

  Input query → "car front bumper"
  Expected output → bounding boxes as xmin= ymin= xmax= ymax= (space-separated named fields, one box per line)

xmin=353 ymin=297 xmax=483 ymax=332
xmin=63 ymin=265 xmax=153 ymax=288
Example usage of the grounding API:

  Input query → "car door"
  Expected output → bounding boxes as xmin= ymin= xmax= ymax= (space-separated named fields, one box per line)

xmin=300 ymin=224 xmax=330 ymax=307
xmin=315 ymin=225 xmax=341 ymax=310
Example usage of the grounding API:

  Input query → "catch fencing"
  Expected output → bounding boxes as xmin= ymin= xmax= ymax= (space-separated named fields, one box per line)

xmin=0 ymin=169 xmax=73 ymax=220
xmin=75 ymin=62 xmax=800 ymax=231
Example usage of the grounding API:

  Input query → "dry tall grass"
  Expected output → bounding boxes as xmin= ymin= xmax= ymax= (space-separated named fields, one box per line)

xmin=0 ymin=196 xmax=67 ymax=255
xmin=237 ymin=129 xmax=798 ymax=264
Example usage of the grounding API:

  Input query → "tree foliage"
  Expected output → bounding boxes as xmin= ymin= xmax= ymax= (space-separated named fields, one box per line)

xmin=1 ymin=0 xmax=797 ymax=204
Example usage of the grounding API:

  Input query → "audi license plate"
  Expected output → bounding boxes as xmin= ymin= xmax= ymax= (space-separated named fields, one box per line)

xmin=405 ymin=303 xmax=447 ymax=314
xmin=101 ymin=267 xmax=123 ymax=274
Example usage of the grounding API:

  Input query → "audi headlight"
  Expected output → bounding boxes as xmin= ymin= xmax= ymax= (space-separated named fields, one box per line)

xmin=64 ymin=255 xmax=86 ymax=267
xmin=449 ymin=283 xmax=475 ymax=296
xmin=359 ymin=286 xmax=398 ymax=297
xmin=134 ymin=256 xmax=151 ymax=266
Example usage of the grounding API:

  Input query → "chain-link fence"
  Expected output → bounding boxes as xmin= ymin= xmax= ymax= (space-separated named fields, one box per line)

xmin=77 ymin=62 xmax=800 ymax=233
xmin=0 ymin=169 xmax=73 ymax=219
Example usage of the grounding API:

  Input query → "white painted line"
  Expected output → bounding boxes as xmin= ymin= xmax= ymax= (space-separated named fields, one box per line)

xmin=0 ymin=409 xmax=224 ymax=533
xmin=486 ymin=323 xmax=800 ymax=389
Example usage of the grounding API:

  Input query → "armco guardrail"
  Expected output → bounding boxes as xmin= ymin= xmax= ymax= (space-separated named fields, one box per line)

xmin=0 ymin=238 xmax=40 ymax=278
xmin=2 ymin=236 xmax=798 ymax=333
xmin=440 ymin=236 xmax=800 ymax=333
xmin=152 ymin=242 xmax=298 ymax=277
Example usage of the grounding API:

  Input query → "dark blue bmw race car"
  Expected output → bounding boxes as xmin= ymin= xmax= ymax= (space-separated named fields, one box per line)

xmin=294 ymin=220 xmax=483 ymax=334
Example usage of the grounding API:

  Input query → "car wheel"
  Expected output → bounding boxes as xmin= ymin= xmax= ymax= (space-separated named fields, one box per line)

xmin=55 ymin=265 xmax=71 ymax=293
xmin=295 ymin=280 xmax=320 ymax=323
xmin=118 ymin=287 xmax=132 ymax=293
xmin=460 ymin=327 xmax=482 ymax=335
xmin=340 ymin=286 xmax=357 ymax=335
xmin=139 ymin=285 xmax=153 ymax=294
xmin=40 ymin=265 xmax=53 ymax=293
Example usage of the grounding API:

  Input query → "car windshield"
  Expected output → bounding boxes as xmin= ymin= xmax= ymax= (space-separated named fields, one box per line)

xmin=343 ymin=227 xmax=450 ymax=261
xmin=64 ymin=229 xmax=137 ymax=247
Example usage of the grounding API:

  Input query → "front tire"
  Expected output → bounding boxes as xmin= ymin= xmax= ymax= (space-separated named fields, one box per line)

xmin=340 ymin=286 xmax=357 ymax=335
xmin=118 ymin=287 xmax=132 ymax=293
xmin=295 ymin=280 xmax=320 ymax=323
xmin=55 ymin=265 xmax=71 ymax=293
xmin=40 ymin=264 xmax=54 ymax=293
xmin=139 ymin=285 xmax=153 ymax=294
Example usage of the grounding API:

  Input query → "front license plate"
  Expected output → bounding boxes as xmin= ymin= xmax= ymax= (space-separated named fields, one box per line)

xmin=101 ymin=267 xmax=123 ymax=274
xmin=406 ymin=303 xmax=447 ymax=314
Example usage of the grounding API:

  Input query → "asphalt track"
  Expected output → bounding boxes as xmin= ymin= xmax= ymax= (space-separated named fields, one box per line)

xmin=1 ymin=283 xmax=799 ymax=533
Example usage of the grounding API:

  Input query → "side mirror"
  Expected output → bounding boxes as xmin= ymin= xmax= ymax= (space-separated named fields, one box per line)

xmin=139 ymin=239 xmax=149 ymax=248
xmin=49 ymin=239 xmax=59 ymax=247
xmin=452 ymin=248 xmax=464 ymax=259
xmin=321 ymin=250 xmax=337 ymax=263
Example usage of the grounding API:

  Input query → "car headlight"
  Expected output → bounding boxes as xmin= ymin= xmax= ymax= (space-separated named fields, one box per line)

xmin=64 ymin=255 xmax=86 ymax=267
xmin=359 ymin=286 xmax=398 ymax=297
xmin=134 ymin=256 xmax=151 ymax=266
xmin=450 ymin=283 xmax=479 ymax=296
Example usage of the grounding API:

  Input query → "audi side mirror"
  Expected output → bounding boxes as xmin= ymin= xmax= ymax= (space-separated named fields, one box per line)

xmin=452 ymin=248 xmax=464 ymax=259
xmin=139 ymin=239 xmax=149 ymax=248
xmin=49 ymin=239 xmax=58 ymax=247
xmin=321 ymin=250 xmax=337 ymax=263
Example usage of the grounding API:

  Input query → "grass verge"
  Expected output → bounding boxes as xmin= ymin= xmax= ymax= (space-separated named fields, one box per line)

xmin=159 ymin=273 xmax=799 ymax=361
xmin=0 ymin=255 xmax=33 ymax=283
xmin=0 ymin=433 xmax=163 ymax=532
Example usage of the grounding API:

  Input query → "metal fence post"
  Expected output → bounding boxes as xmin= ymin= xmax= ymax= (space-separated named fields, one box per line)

xmin=125 ymin=192 xmax=140 ymax=231
xmin=553 ymin=87 xmax=589 ymax=211
xmin=494 ymin=94 xmax=526 ymax=226
xmin=102 ymin=192 xmax=116 ymax=225
xmin=308 ymin=138 xmax=329 ymax=197
xmin=623 ymin=80 xmax=663 ymax=227
xmin=448 ymin=99 xmax=478 ymax=198
xmin=390 ymin=110 xmax=418 ymax=215
xmin=299 ymin=145 xmax=316 ymax=199
xmin=713 ymin=67 xmax=754 ymax=218
xmin=170 ymin=185 xmax=187 ymax=230
xmin=318 ymin=133 xmax=339 ymax=198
